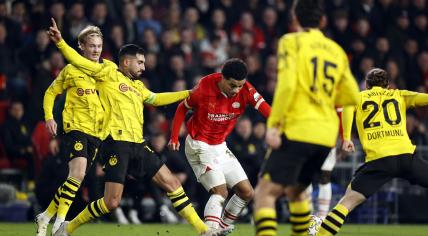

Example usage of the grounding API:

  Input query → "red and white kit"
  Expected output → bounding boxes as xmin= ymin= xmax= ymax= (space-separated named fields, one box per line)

xmin=170 ymin=72 xmax=270 ymax=190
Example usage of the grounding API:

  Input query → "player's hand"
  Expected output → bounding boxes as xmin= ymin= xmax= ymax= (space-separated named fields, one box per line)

xmin=168 ymin=140 xmax=180 ymax=151
xmin=45 ymin=119 xmax=58 ymax=137
xmin=47 ymin=18 xmax=62 ymax=43
xmin=342 ymin=140 xmax=355 ymax=153
xmin=265 ymin=127 xmax=281 ymax=149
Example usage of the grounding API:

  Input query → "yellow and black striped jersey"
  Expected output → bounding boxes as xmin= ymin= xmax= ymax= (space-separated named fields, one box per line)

xmin=268 ymin=29 xmax=360 ymax=147
xmin=343 ymin=87 xmax=428 ymax=162
xmin=56 ymin=39 xmax=190 ymax=143
xmin=43 ymin=60 xmax=115 ymax=138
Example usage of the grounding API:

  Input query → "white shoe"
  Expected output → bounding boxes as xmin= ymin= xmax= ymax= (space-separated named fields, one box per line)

xmin=35 ymin=213 xmax=49 ymax=236
xmin=308 ymin=215 xmax=322 ymax=236
xmin=114 ymin=207 xmax=130 ymax=225
xmin=128 ymin=209 xmax=142 ymax=224
xmin=160 ymin=205 xmax=179 ymax=224
xmin=51 ymin=219 xmax=64 ymax=235
xmin=200 ymin=225 xmax=235 ymax=236
xmin=53 ymin=221 xmax=70 ymax=236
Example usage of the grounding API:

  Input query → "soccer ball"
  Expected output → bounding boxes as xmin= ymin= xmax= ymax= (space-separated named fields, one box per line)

xmin=308 ymin=215 xmax=322 ymax=236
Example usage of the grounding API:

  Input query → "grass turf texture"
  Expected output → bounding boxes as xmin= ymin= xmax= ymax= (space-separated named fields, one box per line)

xmin=1 ymin=223 xmax=428 ymax=236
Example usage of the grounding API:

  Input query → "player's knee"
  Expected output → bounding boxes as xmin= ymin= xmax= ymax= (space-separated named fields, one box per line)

xmin=69 ymin=171 xmax=85 ymax=182
xmin=166 ymin=176 xmax=182 ymax=193
xmin=104 ymin=197 xmax=121 ymax=211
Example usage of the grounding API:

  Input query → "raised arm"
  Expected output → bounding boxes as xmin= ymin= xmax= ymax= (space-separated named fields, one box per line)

xmin=43 ymin=69 xmax=66 ymax=136
xmin=402 ymin=90 xmax=428 ymax=108
xmin=144 ymin=90 xmax=190 ymax=106
xmin=168 ymin=101 xmax=189 ymax=151
xmin=48 ymin=18 xmax=106 ymax=76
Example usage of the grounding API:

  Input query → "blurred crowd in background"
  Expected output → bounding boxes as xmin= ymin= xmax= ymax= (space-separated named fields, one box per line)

xmin=0 ymin=0 xmax=428 ymax=223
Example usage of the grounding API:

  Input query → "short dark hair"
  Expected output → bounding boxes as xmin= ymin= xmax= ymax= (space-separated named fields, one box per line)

xmin=366 ymin=68 xmax=389 ymax=88
xmin=221 ymin=58 xmax=248 ymax=81
xmin=295 ymin=0 xmax=325 ymax=28
xmin=119 ymin=44 xmax=145 ymax=61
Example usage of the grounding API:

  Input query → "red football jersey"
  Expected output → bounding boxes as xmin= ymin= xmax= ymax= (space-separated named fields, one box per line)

xmin=185 ymin=73 xmax=265 ymax=145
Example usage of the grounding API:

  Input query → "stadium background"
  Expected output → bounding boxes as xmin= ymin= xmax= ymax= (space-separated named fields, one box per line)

xmin=0 ymin=0 xmax=427 ymax=228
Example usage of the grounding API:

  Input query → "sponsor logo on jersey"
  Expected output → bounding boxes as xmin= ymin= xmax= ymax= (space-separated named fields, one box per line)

xmin=207 ymin=113 xmax=235 ymax=121
xmin=74 ymin=141 xmax=83 ymax=151
xmin=109 ymin=155 xmax=118 ymax=166
xmin=76 ymin=88 xmax=97 ymax=96
xmin=118 ymin=83 xmax=141 ymax=96
xmin=232 ymin=102 xmax=240 ymax=109
xmin=119 ymin=83 xmax=129 ymax=92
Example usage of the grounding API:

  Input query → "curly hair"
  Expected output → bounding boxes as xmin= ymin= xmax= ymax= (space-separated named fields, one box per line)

xmin=221 ymin=58 xmax=248 ymax=81
xmin=366 ymin=68 xmax=389 ymax=88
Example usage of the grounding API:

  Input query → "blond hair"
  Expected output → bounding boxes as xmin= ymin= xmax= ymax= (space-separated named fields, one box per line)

xmin=77 ymin=25 xmax=103 ymax=46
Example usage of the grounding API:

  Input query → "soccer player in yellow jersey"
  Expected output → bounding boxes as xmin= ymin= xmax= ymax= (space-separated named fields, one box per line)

xmin=47 ymin=19 xmax=229 ymax=236
xmin=316 ymin=69 xmax=428 ymax=236
xmin=252 ymin=1 xmax=360 ymax=235
xmin=35 ymin=25 xmax=115 ymax=236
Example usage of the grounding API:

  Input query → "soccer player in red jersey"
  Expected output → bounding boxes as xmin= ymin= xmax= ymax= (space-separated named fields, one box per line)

xmin=168 ymin=58 xmax=271 ymax=232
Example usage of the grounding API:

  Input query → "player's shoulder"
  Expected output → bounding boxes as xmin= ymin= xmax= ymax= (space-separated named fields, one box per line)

xmin=278 ymin=31 xmax=301 ymax=42
xmin=63 ymin=64 xmax=85 ymax=75
xmin=243 ymin=81 xmax=256 ymax=92
xmin=198 ymin=72 xmax=222 ymax=87
xmin=133 ymin=79 xmax=147 ymax=89
xmin=101 ymin=58 xmax=118 ymax=68
xmin=327 ymin=39 xmax=346 ymax=56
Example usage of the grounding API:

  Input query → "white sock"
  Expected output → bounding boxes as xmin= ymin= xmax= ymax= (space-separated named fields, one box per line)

xmin=221 ymin=194 xmax=248 ymax=228
xmin=52 ymin=217 xmax=65 ymax=233
xmin=204 ymin=194 xmax=225 ymax=229
xmin=317 ymin=183 xmax=332 ymax=219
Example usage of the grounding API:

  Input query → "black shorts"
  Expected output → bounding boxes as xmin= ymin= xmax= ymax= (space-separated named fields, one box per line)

xmin=261 ymin=135 xmax=331 ymax=186
xmin=101 ymin=137 xmax=165 ymax=184
xmin=62 ymin=130 xmax=101 ymax=165
xmin=350 ymin=153 xmax=428 ymax=198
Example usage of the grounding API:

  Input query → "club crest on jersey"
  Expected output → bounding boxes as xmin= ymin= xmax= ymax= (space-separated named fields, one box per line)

xmin=74 ymin=141 xmax=83 ymax=151
xmin=232 ymin=102 xmax=240 ymax=109
xmin=253 ymin=92 xmax=261 ymax=102
xmin=109 ymin=155 xmax=118 ymax=166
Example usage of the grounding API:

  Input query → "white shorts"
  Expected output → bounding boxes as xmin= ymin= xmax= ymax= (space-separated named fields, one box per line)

xmin=321 ymin=147 xmax=337 ymax=171
xmin=184 ymin=135 xmax=248 ymax=191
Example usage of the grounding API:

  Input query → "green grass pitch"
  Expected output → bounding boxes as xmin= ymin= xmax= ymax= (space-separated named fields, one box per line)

xmin=1 ymin=223 xmax=428 ymax=236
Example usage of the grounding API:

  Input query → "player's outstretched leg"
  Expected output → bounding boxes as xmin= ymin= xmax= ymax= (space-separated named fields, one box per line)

xmin=317 ymin=189 xmax=365 ymax=236
xmin=316 ymin=204 xmax=348 ymax=236
xmin=59 ymin=197 xmax=110 ymax=235
xmin=167 ymin=186 xmax=209 ymax=234
xmin=153 ymin=165 xmax=209 ymax=234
